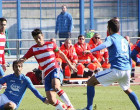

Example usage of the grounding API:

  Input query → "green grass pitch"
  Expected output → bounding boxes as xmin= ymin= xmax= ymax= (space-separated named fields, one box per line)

xmin=1 ymin=85 xmax=140 ymax=110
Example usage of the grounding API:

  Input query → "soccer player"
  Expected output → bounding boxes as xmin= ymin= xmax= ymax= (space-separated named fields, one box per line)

xmin=0 ymin=17 xmax=7 ymax=91
xmin=131 ymin=40 xmax=140 ymax=63
xmin=19 ymin=29 xmax=77 ymax=110
xmin=82 ymin=19 xmax=140 ymax=110
xmin=0 ymin=60 xmax=48 ymax=110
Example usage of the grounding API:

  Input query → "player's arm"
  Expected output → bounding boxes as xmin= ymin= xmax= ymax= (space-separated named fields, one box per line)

xmin=131 ymin=41 xmax=140 ymax=62
xmin=0 ymin=76 xmax=8 ymax=90
xmin=58 ymin=50 xmax=77 ymax=72
xmin=27 ymin=77 xmax=49 ymax=104
xmin=19 ymin=47 xmax=34 ymax=63
xmin=90 ymin=37 xmax=112 ymax=53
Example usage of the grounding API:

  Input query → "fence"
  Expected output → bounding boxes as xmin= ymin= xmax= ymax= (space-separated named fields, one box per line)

xmin=5 ymin=36 xmax=140 ymax=60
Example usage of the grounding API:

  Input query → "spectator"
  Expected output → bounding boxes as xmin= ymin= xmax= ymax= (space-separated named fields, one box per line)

xmin=55 ymin=5 xmax=73 ymax=45
xmin=74 ymin=35 xmax=101 ymax=78
xmin=89 ymin=33 xmax=110 ymax=70
xmin=0 ymin=60 xmax=48 ymax=110
xmin=26 ymin=68 xmax=42 ymax=85
xmin=131 ymin=40 xmax=140 ymax=64
xmin=19 ymin=28 xmax=77 ymax=109
xmin=60 ymin=38 xmax=78 ymax=78
xmin=124 ymin=36 xmax=136 ymax=82
xmin=131 ymin=39 xmax=140 ymax=66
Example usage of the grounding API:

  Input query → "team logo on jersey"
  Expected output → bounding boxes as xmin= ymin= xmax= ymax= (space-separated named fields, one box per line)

xmin=37 ymin=48 xmax=39 ymax=50
xmin=10 ymin=83 xmax=21 ymax=92
xmin=10 ymin=80 xmax=15 ymax=83
xmin=21 ymin=80 xmax=23 ymax=84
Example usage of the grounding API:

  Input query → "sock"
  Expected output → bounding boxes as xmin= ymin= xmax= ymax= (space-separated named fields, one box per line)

xmin=0 ymin=105 xmax=4 ymax=110
xmin=54 ymin=99 xmax=66 ymax=110
xmin=128 ymin=91 xmax=140 ymax=110
xmin=57 ymin=89 xmax=73 ymax=107
xmin=86 ymin=86 xmax=95 ymax=110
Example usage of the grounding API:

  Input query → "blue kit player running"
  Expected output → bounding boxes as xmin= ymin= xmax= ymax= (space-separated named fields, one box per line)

xmin=83 ymin=19 xmax=140 ymax=110
xmin=0 ymin=60 xmax=48 ymax=110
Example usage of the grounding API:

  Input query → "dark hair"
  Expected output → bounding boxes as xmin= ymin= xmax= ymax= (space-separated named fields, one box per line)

xmin=108 ymin=19 xmax=120 ymax=33
xmin=13 ymin=60 xmax=23 ymax=69
xmin=31 ymin=28 xmax=42 ymax=37
xmin=0 ymin=18 xmax=7 ymax=22
xmin=32 ymin=68 xmax=42 ymax=80
xmin=78 ymin=35 xmax=84 ymax=39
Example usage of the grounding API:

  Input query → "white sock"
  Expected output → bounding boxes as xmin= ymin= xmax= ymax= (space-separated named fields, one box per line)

xmin=57 ymin=89 xmax=73 ymax=107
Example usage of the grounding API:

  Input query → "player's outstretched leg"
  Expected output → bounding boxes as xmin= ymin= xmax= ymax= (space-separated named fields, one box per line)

xmin=128 ymin=91 xmax=140 ymax=110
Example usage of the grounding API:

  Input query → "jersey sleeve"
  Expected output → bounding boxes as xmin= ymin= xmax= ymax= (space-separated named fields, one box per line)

xmin=90 ymin=36 xmax=113 ymax=53
xmin=0 ymin=75 xmax=8 ymax=84
xmin=26 ymin=77 xmax=45 ymax=102
xmin=53 ymin=42 xmax=59 ymax=52
xmin=24 ymin=47 xmax=34 ymax=59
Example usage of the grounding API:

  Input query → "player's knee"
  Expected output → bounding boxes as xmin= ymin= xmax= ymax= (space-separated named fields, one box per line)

xmin=47 ymin=97 xmax=56 ymax=105
xmin=87 ymin=76 xmax=99 ymax=86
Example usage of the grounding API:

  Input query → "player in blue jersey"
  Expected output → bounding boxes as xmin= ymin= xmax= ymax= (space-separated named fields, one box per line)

xmin=0 ymin=60 xmax=48 ymax=110
xmin=82 ymin=19 xmax=140 ymax=110
xmin=131 ymin=41 xmax=140 ymax=63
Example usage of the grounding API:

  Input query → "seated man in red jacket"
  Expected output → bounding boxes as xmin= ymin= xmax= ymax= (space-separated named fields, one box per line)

xmin=89 ymin=33 xmax=110 ymax=70
xmin=60 ymin=38 xmax=78 ymax=78
xmin=74 ymin=35 xmax=101 ymax=78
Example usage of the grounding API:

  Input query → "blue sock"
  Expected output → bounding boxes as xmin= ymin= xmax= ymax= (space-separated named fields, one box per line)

xmin=128 ymin=91 xmax=140 ymax=110
xmin=0 ymin=105 xmax=4 ymax=110
xmin=86 ymin=86 xmax=95 ymax=110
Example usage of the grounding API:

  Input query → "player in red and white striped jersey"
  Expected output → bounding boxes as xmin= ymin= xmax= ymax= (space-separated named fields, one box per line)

xmin=19 ymin=29 xmax=77 ymax=110
xmin=0 ymin=18 xmax=7 ymax=78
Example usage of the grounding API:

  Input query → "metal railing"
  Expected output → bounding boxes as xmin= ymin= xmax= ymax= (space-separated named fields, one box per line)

xmin=5 ymin=37 xmax=140 ymax=60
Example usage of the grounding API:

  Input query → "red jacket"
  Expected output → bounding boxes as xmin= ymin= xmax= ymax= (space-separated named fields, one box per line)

xmin=74 ymin=42 xmax=97 ymax=64
xmin=60 ymin=44 xmax=78 ymax=64
xmin=89 ymin=38 xmax=109 ymax=62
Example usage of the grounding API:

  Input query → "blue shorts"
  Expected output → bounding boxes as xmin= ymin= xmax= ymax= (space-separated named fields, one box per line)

xmin=44 ymin=68 xmax=64 ymax=91
xmin=0 ymin=65 xmax=4 ymax=77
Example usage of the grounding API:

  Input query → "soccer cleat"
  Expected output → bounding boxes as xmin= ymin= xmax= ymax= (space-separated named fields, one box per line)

xmin=62 ymin=103 xmax=67 ymax=109
xmin=55 ymin=103 xmax=67 ymax=110
xmin=67 ymin=106 xmax=75 ymax=110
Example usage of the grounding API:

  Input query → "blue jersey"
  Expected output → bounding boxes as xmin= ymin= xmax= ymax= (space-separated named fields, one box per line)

xmin=105 ymin=34 xmax=131 ymax=70
xmin=91 ymin=33 xmax=131 ymax=70
xmin=0 ymin=74 xmax=45 ymax=108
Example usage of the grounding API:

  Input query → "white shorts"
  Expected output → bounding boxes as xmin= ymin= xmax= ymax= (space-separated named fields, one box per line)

xmin=95 ymin=68 xmax=131 ymax=90
xmin=0 ymin=94 xmax=17 ymax=109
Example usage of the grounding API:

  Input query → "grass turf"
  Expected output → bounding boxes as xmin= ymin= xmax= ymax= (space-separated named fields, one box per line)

xmin=1 ymin=85 xmax=140 ymax=110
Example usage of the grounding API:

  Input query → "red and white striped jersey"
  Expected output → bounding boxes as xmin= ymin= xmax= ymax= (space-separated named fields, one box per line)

xmin=24 ymin=41 xmax=60 ymax=77
xmin=0 ymin=33 xmax=6 ymax=65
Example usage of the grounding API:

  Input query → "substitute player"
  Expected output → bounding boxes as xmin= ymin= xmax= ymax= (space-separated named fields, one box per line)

xmin=0 ymin=60 xmax=48 ymax=110
xmin=19 ymin=29 xmax=77 ymax=110
xmin=82 ymin=19 xmax=140 ymax=110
